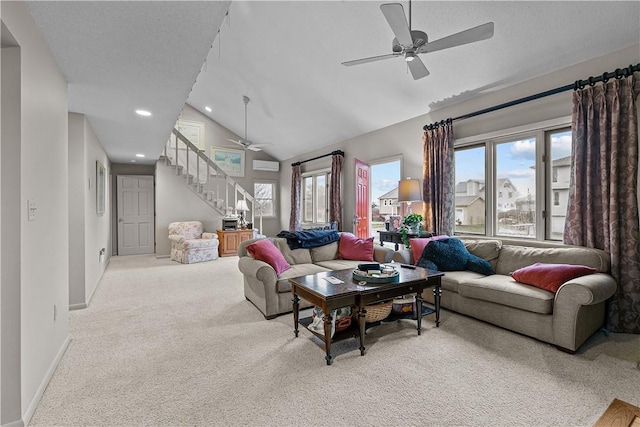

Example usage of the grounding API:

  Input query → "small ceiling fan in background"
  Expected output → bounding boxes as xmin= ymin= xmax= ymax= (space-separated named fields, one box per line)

xmin=226 ymin=95 xmax=273 ymax=151
xmin=342 ymin=1 xmax=494 ymax=80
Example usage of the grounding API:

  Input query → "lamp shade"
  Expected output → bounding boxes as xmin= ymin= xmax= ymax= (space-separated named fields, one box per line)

xmin=397 ymin=178 xmax=421 ymax=202
xmin=235 ymin=200 xmax=249 ymax=212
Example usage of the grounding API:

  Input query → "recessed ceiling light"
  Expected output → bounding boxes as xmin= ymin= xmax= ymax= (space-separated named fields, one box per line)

xmin=130 ymin=159 xmax=137 ymax=163
xmin=135 ymin=153 xmax=145 ymax=158
xmin=135 ymin=109 xmax=152 ymax=116
xmin=205 ymin=106 xmax=212 ymax=112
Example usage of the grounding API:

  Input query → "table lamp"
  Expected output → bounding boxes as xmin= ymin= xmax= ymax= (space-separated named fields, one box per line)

xmin=397 ymin=178 xmax=421 ymax=215
xmin=235 ymin=199 xmax=249 ymax=229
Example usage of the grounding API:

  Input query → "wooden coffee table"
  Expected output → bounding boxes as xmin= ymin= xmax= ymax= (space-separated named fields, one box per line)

xmin=289 ymin=265 xmax=444 ymax=365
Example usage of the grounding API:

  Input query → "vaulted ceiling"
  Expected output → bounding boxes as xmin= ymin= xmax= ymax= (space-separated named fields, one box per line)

xmin=26 ymin=1 xmax=640 ymax=164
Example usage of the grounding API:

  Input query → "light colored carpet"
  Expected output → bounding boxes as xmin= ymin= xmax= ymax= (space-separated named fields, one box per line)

xmin=30 ymin=255 xmax=639 ymax=427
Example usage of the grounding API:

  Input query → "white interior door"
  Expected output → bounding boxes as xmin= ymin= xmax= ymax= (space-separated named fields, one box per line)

xmin=117 ymin=175 xmax=154 ymax=255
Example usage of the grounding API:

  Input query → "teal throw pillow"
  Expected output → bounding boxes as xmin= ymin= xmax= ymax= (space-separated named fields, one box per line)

xmin=417 ymin=237 xmax=494 ymax=275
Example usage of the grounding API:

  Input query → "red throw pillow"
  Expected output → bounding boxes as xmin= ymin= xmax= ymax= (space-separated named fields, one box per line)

xmin=338 ymin=233 xmax=374 ymax=261
xmin=410 ymin=235 xmax=449 ymax=265
xmin=246 ymin=239 xmax=291 ymax=275
xmin=511 ymin=263 xmax=597 ymax=293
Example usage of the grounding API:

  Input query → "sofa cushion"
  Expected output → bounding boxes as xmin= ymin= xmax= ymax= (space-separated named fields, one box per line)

xmin=418 ymin=238 xmax=494 ymax=275
xmin=273 ymin=238 xmax=313 ymax=265
xmin=310 ymin=241 xmax=339 ymax=263
xmin=462 ymin=239 xmax=502 ymax=271
xmin=409 ymin=235 xmax=449 ymax=266
xmin=511 ymin=263 xmax=597 ymax=293
xmin=246 ymin=239 xmax=291 ymax=276
xmin=439 ymin=270 xmax=489 ymax=293
xmin=495 ymin=245 xmax=610 ymax=275
xmin=315 ymin=259 xmax=362 ymax=271
xmin=275 ymin=264 xmax=331 ymax=293
xmin=338 ymin=233 xmax=374 ymax=261
xmin=459 ymin=275 xmax=554 ymax=314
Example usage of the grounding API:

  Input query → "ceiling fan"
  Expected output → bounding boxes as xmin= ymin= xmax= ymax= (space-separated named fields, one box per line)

xmin=342 ymin=2 xmax=494 ymax=80
xmin=226 ymin=95 xmax=273 ymax=152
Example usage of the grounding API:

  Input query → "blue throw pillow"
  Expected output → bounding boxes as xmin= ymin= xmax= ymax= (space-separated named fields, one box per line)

xmin=417 ymin=237 xmax=494 ymax=275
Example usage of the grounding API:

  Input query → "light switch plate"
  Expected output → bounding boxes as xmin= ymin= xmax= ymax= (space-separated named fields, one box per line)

xmin=28 ymin=199 xmax=37 ymax=221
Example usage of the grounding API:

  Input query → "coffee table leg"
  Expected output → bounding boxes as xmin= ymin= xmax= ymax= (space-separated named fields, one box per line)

xmin=292 ymin=293 xmax=300 ymax=337
xmin=323 ymin=312 xmax=333 ymax=365
xmin=416 ymin=293 xmax=423 ymax=335
xmin=357 ymin=306 xmax=366 ymax=356
xmin=433 ymin=283 xmax=442 ymax=327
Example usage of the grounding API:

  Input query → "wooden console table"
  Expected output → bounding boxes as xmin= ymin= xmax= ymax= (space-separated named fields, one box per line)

xmin=217 ymin=229 xmax=253 ymax=257
xmin=377 ymin=230 xmax=433 ymax=250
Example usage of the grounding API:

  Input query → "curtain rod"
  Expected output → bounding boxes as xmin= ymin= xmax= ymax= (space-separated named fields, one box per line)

xmin=423 ymin=63 xmax=640 ymax=131
xmin=291 ymin=150 xmax=344 ymax=167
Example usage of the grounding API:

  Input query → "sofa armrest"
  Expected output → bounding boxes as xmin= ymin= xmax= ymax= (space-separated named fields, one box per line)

xmin=168 ymin=235 xmax=185 ymax=244
xmin=392 ymin=249 xmax=412 ymax=264
xmin=373 ymin=245 xmax=394 ymax=263
xmin=238 ymin=256 xmax=277 ymax=283
xmin=201 ymin=232 xmax=218 ymax=240
xmin=553 ymin=273 xmax=617 ymax=351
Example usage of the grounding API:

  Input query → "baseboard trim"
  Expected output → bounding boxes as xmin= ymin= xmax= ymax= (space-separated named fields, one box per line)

xmin=2 ymin=418 xmax=25 ymax=427
xmin=156 ymin=254 xmax=170 ymax=259
xmin=22 ymin=334 xmax=72 ymax=426
xmin=69 ymin=303 xmax=87 ymax=310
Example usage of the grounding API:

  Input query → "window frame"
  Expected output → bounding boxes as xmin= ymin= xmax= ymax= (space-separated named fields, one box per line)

xmin=301 ymin=168 xmax=331 ymax=226
xmin=454 ymin=116 xmax=571 ymax=242
xmin=252 ymin=179 xmax=278 ymax=219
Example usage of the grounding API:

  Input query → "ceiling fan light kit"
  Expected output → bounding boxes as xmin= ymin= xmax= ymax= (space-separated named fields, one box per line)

xmin=342 ymin=2 xmax=494 ymax=80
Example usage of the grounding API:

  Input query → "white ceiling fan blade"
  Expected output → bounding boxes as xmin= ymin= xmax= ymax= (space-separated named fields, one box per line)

xmin=246 ymin=146 xmax=262 ymax=152
xmin=417 ymin=22 xmax=495 ymax=54
xmin=227 ymin=138 xmax=246 ymax=147
xmin=342 ymin=53 xmax=401 ymax=66
xmin=380 ymin=3 xmax=413 ymax=46
xmin=407 ymin=56 xmax=430 ymax=80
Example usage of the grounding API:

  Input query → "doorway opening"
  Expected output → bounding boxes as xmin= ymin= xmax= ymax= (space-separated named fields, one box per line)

xmin=369 ymin=157 xmax=401 ymax=241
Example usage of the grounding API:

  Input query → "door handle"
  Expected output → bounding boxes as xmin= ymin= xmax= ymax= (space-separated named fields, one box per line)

xmin=118 ymin=218 xmax=124 ymax=222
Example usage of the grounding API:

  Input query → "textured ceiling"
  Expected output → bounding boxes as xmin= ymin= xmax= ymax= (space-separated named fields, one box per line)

xmin=26 ymin=1 xmax=640 ymax=164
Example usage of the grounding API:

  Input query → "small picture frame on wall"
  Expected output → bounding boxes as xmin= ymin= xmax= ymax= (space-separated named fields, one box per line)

xmin=175 ymin=119 xmax=205 ymax=149
xmin=96 ymin=160 xmax=106 ymax=215
xmin=210 ymin=147 xmax=245 ymax=177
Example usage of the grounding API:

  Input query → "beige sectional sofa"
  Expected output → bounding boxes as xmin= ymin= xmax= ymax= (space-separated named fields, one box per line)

xmin=392 ymin=237 xmax=617 ymax=352
xmin=238 ymin=236 xmax=394 ymax=319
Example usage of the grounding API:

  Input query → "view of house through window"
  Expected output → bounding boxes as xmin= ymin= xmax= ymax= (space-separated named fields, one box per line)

xmin=370 ymin=159 xmax=401 ymax=238
xmin=454 ymin=125 xmax=572 ymax=241
xmin=454 ymin=146 xmax=486 ymax=234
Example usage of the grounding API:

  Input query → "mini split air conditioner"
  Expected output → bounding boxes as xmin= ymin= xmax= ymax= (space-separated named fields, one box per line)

xmin=252 ymin=160 xmax=279 ymax=172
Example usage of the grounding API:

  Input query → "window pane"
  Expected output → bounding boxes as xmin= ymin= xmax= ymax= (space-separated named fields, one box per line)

xmin=254 ymin=182 xmax=275 ymax=217
xmin=258 ymin=200 xmax=274 ymax=217
xmin=316 ymin=175 xmax=326 ymax=223
xmin=549 ymin=129 xmax=572 ymax=240
xmin=454 ymin=146 xmax=486 ymax=234
xmin=496 ymin=138 xmax=536 ymax=237
xmin=303 ymin=177 xmax=313 ymax=222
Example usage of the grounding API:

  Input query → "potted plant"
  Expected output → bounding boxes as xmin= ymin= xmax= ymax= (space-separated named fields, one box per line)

xmin=400 ymin=213 xmax=423 ymax=248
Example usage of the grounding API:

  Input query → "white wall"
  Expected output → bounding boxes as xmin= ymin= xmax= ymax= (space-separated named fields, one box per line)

xmin=68 ymin=113 xmax=111 ymax=310
xmin=1 ymin=2 xmax=71 ymax=425
xmin=279 ymin=44 xmax=640 ymax=233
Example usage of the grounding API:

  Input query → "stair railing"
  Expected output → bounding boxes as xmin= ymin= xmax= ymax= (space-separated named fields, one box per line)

xmin=164 ymin=129 xmax=255 ymax=226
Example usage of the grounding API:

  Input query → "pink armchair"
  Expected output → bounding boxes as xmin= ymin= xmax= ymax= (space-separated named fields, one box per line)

xmin=168 ymin=221 xmax=219 ymax=264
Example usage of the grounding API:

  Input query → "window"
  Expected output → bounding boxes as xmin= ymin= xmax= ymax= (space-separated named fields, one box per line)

xmin=454 ymin=121 xmax=572 ymax=241
xmin=454 ymin=146 xmax=486 ymax=234
xmin=302 ymin=170 xmax=330 ymax=225
xmin=253 ymin=181 xmax=276 ymax=217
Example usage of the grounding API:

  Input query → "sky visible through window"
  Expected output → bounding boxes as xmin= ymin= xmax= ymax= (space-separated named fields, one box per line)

xmin=456 ymin=132 xmax=571 ymax=196
xmin=370 ymin=160 xmax=401 ymax=203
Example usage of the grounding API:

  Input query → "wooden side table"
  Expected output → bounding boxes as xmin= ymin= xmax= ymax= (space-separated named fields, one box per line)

xmin=217 ymin=229 xmax=253 ymax=257
xmin=377 ymin=230 xmax=433 ymax=250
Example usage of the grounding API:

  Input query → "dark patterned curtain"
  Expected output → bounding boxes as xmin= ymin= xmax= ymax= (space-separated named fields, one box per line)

xmin=289 ymin=164 xmax=302 ymax=231
xmin=329 ymin=153 xmax=344 ymax=230
xmin=564 ymin=75 xmax=640 ymax=333
xmin=422 ymin=121 xmax=455 ymax=236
